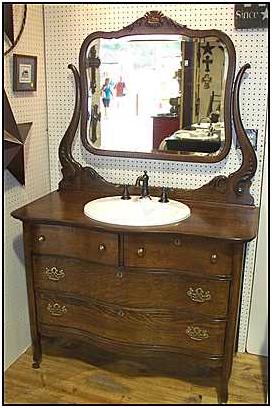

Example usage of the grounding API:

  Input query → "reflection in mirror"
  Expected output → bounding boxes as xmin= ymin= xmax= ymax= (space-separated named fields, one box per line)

xmin=86 ymin=34 xmax=228 ymax=157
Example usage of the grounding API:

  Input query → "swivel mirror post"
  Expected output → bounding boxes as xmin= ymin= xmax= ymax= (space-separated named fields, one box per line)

xmin=135 ymin=171 xmax=151 ymax=199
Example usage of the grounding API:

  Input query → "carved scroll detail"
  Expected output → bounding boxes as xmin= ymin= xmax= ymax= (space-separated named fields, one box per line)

xmin=229 ymin=63 xmax=257 ymax=203
xmin=208 ymin=176 xmax=228 ymax=193
xmin=58 ymin=64 xmax=82 ymax=184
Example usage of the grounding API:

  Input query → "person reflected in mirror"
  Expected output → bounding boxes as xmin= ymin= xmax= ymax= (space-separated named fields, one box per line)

xmin=114 ymin=76 xmax=126 ymax=109
xmin=101 ymin=78 xmax=113 ymax=117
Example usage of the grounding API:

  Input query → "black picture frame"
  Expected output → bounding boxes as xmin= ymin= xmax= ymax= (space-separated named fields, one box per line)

xmin=13 ymin=54 xmax=37 ymax=92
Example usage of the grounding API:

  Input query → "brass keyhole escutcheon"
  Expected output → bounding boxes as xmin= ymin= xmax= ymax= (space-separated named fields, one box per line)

xmin=137 ymin=247 xmax=145 ymax=257
xmin=210 ymin=253 xmax=218 ymax=264
xmin=38 ymin=235 xmax=45 ymax=242
xmin=173 ymin=238 xmax=182 ymax=247
xmin=98 ymin=243 xmax=106 ymax=252
xmin=116 ymin=270 xmax=123 ymax=279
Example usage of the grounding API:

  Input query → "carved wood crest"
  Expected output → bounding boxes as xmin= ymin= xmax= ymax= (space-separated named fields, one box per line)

xmin=124 ymin=11 xmax=186 ymax=31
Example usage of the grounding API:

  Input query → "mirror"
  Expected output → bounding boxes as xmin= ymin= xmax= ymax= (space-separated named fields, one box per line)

xmin=80 ymin=12 xmax=235 ymax=163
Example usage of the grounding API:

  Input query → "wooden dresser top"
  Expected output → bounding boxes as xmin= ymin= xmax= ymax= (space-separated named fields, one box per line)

xmin=11 ymin=190 xmax=259 ymax=242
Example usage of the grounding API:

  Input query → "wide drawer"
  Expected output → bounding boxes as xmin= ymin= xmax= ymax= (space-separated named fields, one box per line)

xmin=33 ymin=255 xmax=230 ymax=317
xmin=30 ymin=224 xmax=119 ymax=266
xmin=37 ymin=293 xmax=226 ymax=356
xmin=124 ymin=234 xmax=233 ymax=276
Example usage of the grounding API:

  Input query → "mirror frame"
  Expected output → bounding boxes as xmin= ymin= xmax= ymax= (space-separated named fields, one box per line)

xmin=79 ymin=11 xmax=236 ymax=163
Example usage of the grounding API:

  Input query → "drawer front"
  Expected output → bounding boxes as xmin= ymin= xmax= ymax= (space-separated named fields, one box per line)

xmin=124 ymin=234 xmax=232 ymax=276
xmin=33 ymin=255 xmax=230 ymax=317
xmin=37 ymin=293 xmax=226 ymax=355
xmin=31 ymin=224 xmax=119 ymax=266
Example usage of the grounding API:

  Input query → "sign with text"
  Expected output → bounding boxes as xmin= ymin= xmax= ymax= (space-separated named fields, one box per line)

xmin=234 ymin=4 xmax=268 ymax=29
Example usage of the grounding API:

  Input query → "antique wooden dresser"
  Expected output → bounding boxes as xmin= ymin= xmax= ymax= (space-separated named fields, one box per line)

xmin=11 ymin=12 xmax=259 ymax=404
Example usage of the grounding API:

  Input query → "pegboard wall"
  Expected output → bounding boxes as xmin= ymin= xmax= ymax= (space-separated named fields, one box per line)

xmin=44 ymin=4 xmax=268 ymax=352
xmin=4 ymin=5 xmax=50 ymax=368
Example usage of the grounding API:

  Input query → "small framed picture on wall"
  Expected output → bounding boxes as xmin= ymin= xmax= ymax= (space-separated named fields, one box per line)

xmin=13 ymin=54 xmax=37 ymax=92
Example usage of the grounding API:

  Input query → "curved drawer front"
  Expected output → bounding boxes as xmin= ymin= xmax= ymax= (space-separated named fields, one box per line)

xmin=124 ymin=234 xmax=233 ymax=276
xmin=33 ymin=255 xmax=230 ymax=317
xmin=31 ymin=224 xmax=119 ymax=266
xmin=37 ymin=293 xmax=226 ymax=355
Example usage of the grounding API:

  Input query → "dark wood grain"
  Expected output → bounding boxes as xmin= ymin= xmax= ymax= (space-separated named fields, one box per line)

xmin=33 ymin=255 xmax=230 ymax=316
xmin=37 ymin=292 xmax=227 ymax=356
xmin=124 ymin=233 xmax=233 ymax=275
xmin=11 ymin=190 xmax=259 ymax=242
xmin=22 ymin=223 xmax=42 ymax=368
xmin=30 ymin=224 xmax=119 ymax=266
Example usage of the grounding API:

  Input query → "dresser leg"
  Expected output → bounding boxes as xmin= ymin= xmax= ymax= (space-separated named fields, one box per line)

xmin=217 ymin=381 xmax=228 ymax=404
xmin=32 ymin=338 xmax=42 ymax=369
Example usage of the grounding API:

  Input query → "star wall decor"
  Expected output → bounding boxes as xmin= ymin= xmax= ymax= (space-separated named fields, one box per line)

xmin=201 ymin=41 xmax=215 ymax=56
xmin=4 ymin=90 xmax=32 ymax=185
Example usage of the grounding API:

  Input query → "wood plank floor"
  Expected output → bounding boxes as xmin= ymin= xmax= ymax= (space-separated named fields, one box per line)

xmin=4 ymin=339 xmax=267 ymax=404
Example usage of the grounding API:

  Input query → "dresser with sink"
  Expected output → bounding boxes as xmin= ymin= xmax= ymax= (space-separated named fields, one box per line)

xmin=11 ymin=11 xmax=260 ymax=404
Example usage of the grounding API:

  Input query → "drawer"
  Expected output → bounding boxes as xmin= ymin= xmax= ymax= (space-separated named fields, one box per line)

xmin=38 ymin=293 xmax=226 ymax=356
xmin=31 ymin=224 xmax=119 ymax=266
xmin=33 ymin=255 xmax=230 ymax=317
xmin=124 ymin=234 xmax=233 ymax=276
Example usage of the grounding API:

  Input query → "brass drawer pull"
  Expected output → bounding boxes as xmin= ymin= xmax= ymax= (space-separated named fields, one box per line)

xmin=118 ymin=309 xmax=125 ymax=317
xmin=186 ymin=326 xmax=209 ymax=341
xmin=38 ymin=235 xmax=45 ymax=242
xmin=45 ymin=266 xmax=65 ymax=281
xmin=47 ymin=302 xmax=67 ymax=316
xmin=210 ymin=254 xmax=218 ymax=264
xmin=173 ymin=238 xmax=182 ymax=247
xmin=98 ymin=243 xmax=106 ymax=252
xmin=137 ymin=247 xmax=145 ymax=257
xmin=186 ymin=287 xmax=211 ymax=303
xmin=116 ymin=270 xmax=123 ymax=279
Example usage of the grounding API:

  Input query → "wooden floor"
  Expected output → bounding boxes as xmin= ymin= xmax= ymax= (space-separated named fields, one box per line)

xmin=4 ymin=339 xmax=267 ymax=405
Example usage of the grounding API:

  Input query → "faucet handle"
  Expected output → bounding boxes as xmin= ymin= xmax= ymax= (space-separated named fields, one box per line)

xmin=158 ymin=187 xmax=169 ymax=203
xmin=121 ymin=184 xmax=131 ymax=200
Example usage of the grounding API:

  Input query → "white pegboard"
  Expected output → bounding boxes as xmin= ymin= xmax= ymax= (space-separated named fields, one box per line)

xmin=44 ymin=4 xmax=268 ymax=352
xmin=4 ymin=5 xmax=51 ymax=368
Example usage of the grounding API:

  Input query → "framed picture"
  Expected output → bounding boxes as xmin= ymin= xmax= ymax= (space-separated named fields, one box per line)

xmin=13 ymin=54 xmax=37 ymax=91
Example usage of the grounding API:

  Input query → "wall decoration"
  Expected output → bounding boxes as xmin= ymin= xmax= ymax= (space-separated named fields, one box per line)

xmin=234 ymin=4 xmax=268 ymax=29
xmin=202 ymin=55 xmax=213 ymax=72
xmin=4 ymin=4 xmax=27 ymax=56
xmin=4 ymin=90 xmax=32 ymax=185
xmin=13 ymin=54 xmax=37 ymax=92
xmin=201 ymin=41 xmax=215 ymax=55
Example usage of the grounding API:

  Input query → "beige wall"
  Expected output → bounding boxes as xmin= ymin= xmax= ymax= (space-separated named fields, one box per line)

xmin=4 ymin=5 xmax=50 ymax=369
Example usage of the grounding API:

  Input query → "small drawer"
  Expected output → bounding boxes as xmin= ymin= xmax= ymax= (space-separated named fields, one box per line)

xmin=124 ymin=234 xmax=233 ymax=276
xmin=33 ymin=255 xmax=230 ymax=317
xmin=37 ymin=293 xmax=226 ymax=356
xmin=31 ymin=224 xmax=119 ymax=266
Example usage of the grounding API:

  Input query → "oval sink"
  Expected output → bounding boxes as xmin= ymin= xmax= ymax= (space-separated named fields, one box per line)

xmin=84 ymin=196 xmax=190 ymax=227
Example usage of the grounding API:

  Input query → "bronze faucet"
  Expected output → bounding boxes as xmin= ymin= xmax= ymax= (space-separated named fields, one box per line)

xmin=135 ymin=171 xmax=151 ymax=199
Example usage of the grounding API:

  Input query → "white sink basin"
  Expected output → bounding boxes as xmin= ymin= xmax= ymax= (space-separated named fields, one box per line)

xmin=84 ymin=196 xmax=190 ymax=227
